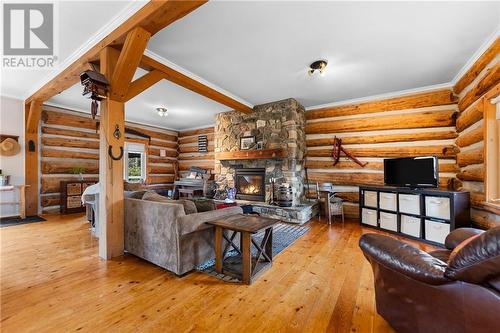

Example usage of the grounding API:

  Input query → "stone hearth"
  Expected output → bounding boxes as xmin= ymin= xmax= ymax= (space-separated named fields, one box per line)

xmin=214 ymin=98 xmax=306 ymax=206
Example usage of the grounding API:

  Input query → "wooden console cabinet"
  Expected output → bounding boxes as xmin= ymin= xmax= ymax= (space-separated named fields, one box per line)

xmin=359 ymin=185 xmax=470 ymax=246
xmin=60 ymin=180 xmax=97 ymax=214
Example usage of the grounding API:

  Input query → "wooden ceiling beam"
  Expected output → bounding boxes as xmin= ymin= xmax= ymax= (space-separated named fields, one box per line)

xmin=125 ymin=70 xmax=165 ymax=102
xmin=140 ymin=55 xmax=253 ymax=113
xmin=25 ymin=0 xmax=207 ymax=105
xmin=111 ymin=27 xmax=151 ymax=101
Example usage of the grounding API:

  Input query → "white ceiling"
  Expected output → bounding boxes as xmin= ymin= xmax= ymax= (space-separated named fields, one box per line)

xmin=148 ymin=1 xmax=500 ymax=107
xmin=2 ymin=1 xmax=499 ymax=131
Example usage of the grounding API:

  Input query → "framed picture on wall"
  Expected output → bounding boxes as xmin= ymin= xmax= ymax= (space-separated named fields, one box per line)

xmin=240 ymin=136 xmax=255 ymax=150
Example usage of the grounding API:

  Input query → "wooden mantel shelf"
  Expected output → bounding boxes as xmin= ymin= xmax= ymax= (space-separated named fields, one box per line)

xmin=215 ymin=149 xmax=286 ymax=161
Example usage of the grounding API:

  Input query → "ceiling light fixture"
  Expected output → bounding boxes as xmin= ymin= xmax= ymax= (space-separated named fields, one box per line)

xmin=156 ymin=107 xmax=168 ymax=117
xmin=308 ymin=60 xmax=328 ymax=76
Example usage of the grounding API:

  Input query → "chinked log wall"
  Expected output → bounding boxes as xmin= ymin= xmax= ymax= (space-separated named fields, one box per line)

xmin=305 ymin=89 xmax=459 ymax=219
xmin=40 ymin=106 xmax=178 ymax=212
xmin=453 ymin=37 xmax=500 ymax=229
xmin=177 ymin=127 xmax=215 ymax=175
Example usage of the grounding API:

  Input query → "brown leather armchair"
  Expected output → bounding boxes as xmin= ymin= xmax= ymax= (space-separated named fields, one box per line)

xmin=359 ymin=227 xmax=500 ymax=333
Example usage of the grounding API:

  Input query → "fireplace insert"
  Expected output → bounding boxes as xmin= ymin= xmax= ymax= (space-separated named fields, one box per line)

xmin=235 ymin=168 xmax=266 ymax=201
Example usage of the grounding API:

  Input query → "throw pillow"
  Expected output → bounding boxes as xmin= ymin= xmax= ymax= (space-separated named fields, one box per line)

xmin=141 ymin=191 xmax=198 ymax=215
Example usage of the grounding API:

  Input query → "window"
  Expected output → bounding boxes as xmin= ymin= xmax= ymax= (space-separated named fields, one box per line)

xmin=485 ymin=95 xmax=500 ymax=207
xmin=124 ymin=142 xmax=146 ymax=182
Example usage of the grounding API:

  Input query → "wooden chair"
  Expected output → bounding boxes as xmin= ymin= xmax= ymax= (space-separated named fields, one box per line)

xmin=304 ymin=182 xmax=321 ymax=220
xmin=318 ymin=183 xmax=345 ymax=226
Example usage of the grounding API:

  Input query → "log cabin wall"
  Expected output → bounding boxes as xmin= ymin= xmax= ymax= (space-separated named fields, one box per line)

xmin=177 ymin=127 xmax=215 ymax=176
xmin=305 ymin=89 xmax=459 ymax=218
xmin=40 ymin=106 xmax=178 ymax=213
xmin=453 ymin=37 xmax=500 ymax=228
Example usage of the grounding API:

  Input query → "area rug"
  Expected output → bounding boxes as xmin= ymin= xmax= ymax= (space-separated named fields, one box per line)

xmin=0 ymin=215 xmax=46 ymax=228
xmin=197 ymin=222 xmax=310 ymax=282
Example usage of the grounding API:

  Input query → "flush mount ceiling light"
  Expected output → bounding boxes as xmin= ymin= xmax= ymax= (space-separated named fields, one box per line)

xmin=308 ymin=60 xmax=328 ymax=76
xmin=156 ymin=107 xmax=168 ymax=117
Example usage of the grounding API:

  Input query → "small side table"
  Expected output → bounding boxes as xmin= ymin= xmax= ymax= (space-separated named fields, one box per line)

xmin=0 ymin=185 xmax=29 ymax=219
xmin=207 ymin=214 xmax=279 ymax=284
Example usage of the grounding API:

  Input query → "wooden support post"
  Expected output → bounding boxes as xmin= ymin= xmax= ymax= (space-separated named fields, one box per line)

xmin=24 ymin=100 xmax=43 ymax=216
xmin=98 ymin=25 xmax=150 ymax=259
xmin=98 ymin=47 xmax=125 ymax=259
xmin=484 ymin=96 xmax=499 ymax=203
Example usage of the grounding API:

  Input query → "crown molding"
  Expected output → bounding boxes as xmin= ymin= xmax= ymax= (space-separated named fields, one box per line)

xmin=23 ymin=0 xmax=148 ymax=101
xmin=305 ymin=82 xmax=453 ymax=111
xmin=144 ymin=49 xmax=254 ymax=109
xmin=1 ymin=93 xmax=24 ymax=101
xmin=178 ymin=123 xmax=216 ymax=133
xmin=451 ymin=25 xmax=500 ymax=86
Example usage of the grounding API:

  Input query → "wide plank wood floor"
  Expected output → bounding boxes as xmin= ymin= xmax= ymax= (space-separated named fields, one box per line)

xmin=1 ymin=213 xmax=433 ymax=333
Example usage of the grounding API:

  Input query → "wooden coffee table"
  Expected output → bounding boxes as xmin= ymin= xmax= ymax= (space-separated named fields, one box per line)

xmin=207 ymin=214 xmax=279 ymax=284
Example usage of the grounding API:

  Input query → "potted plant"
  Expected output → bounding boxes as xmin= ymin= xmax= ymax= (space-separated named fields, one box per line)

xmin=70 ymin=166 xmax=86 ymax=181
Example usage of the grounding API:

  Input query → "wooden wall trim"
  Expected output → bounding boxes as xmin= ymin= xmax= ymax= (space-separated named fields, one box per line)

xmin=305 ymin=110 xmax=456 ymax=134
xmin=307 ymin=145 xmax=458 ymax=158
xmin=306 ymin=89 xmax=456 ymax=120
xmin=306 ymin=130 xmax=457 ymax=147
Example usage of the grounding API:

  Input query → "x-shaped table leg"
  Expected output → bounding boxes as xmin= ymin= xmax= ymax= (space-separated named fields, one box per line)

xmin=250 ymin=227 xmax=273 ymax=275
xmin=222 ymin=230 xmax=242 ymax=258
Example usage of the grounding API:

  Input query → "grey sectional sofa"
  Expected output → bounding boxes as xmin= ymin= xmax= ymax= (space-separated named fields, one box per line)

xmin=124 ymin=191 xmax=243 ymax=275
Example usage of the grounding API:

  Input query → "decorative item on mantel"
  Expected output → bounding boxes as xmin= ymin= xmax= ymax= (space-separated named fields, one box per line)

xmin=240 ymin=136 xmax=255 ymax=150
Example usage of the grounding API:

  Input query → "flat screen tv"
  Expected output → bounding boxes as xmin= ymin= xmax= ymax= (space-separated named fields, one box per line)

xmin=384 ymin=156 xmax=439 ymax=188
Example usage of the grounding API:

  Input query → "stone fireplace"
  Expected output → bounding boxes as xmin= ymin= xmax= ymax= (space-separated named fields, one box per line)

xmin=214 ymin=98 xmax=306 ymax=206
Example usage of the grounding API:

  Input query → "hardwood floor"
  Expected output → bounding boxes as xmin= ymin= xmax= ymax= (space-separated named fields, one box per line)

xmin=1 ymin=213 xmax=434 ymax=333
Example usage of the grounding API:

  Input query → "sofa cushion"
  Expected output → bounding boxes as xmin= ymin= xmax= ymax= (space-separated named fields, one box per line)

xmin=177 ymin=206 xmax=243 ymax=236
xmin=445 ymin=226 xmax=500 ymax=284
xmin=190 ymin=198 xmax=216 ymax=212
xmin=141 ymin=191 xmax=198 ymax=215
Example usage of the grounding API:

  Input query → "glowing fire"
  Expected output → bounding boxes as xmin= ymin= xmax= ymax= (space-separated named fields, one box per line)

xmin=240 ymin=184 xmax=261 ymax=194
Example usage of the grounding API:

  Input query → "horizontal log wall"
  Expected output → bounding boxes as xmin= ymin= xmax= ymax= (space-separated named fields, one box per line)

xmin=177 ymin=127 xmax=215 ymax=176
xmin=40 ymin=107 xmax=178 ymax=212
xmin=306 ymin=89 xmax=459 ymax=219
xmin=453 ymin=37 xmax=500 ymax=229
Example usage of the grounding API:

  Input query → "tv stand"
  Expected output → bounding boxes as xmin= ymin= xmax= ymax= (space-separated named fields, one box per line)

xmin=359 ymin=185 xmax=470 ymax=246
